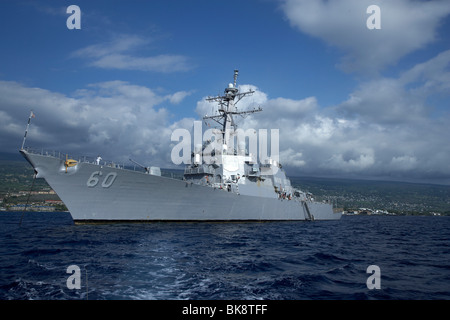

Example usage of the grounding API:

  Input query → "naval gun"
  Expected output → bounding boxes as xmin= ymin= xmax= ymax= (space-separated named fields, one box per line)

xmin=129 ymin=158 xmax=161 ymax=176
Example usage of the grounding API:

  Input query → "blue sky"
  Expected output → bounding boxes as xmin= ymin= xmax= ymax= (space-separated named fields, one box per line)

xmin=1 ymin=0 xmax=450 ymax=184
xmin=1 ymin=0 xmax=352 ymax=108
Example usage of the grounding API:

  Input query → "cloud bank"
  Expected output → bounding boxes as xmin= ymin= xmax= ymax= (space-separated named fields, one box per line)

xmin=195 ymin=52 xmax=450 ymax=183
xmin=1 ymin=47 xmax=449 ymax=184
xmin=281 ymin=0 xmax=450 ymax=74
xmin=0 ymin=80 xmax=193 ymax=167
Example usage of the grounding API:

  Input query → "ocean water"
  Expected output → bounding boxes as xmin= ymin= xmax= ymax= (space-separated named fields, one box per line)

xmin=0 ymin=212 xmax=449 ymax=300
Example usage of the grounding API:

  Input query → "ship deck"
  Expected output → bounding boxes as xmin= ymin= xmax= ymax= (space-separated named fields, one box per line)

xmin=21 ymin=147 xmax=183 ymax=179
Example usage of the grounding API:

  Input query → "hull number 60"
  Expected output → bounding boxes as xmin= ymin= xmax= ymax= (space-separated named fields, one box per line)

xmin=87 ymin=171 xmax=117 ymax=188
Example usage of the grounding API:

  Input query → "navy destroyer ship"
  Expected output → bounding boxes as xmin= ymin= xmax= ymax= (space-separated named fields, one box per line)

xmin=20 ymin=71 xmax=342 ymax=223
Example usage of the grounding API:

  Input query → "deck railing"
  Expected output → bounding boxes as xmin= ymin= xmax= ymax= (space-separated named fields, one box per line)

xmin=22 ymin=147 xmax=184 ymax=179
xmin=23 ymin=147 xmax=129 ymax=170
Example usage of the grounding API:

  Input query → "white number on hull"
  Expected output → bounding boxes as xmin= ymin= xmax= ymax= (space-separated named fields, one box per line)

xmin=87 ymin=171 xmax=117 ymax=188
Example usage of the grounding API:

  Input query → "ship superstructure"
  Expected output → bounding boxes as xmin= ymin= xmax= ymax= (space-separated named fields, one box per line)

xmin=186 ymin=70 xmax=297 ymax=200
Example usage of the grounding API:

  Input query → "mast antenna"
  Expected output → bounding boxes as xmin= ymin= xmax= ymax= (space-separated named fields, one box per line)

xmin=203 ymin=70 xmax=262 ymax=139
xmin=21 ymin=110 xmax=35 ymax=150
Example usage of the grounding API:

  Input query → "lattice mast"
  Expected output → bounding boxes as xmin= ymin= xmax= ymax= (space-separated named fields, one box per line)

xmin=203 ymin=70 xmax=261 ymax=149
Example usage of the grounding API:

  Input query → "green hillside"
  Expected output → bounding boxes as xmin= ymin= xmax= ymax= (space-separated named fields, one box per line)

xmin=290 ymin=176 xmax=450 ymax=215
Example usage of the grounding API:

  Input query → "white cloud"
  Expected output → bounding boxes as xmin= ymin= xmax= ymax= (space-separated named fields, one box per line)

xmin=167 ymin=90 xmax=193 ymax=104
xmin=72 ymin=34 xmax=192 ymax=73
xmin=280 ymin=0 xmax=450 ymax=74
xmin=0 ymin=80 xmax=190 ymax=167
xmin=323 ymin=149 xmax=375 ymax=172
xmin=399 ymin=49 xmax=450 ymax=95
xmin=337 ymin=50 xmax=450 ymax=125
xmin=91 ymin=53 xmax=191 ymax=72
xmin=280 ymin=148 xmax=306 ymax=167
xmin=72 ymin=35 xmax=148 ymax=58
xmin=338 ymin=77 xmax=429 ymax=124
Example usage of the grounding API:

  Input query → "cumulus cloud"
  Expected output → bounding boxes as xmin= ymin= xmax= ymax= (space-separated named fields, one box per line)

xmin=399 ymin=49 xmax=450 ymax=96
xmin=338 ymin=77 xmax=430 ymax=124
xmin=280 ymin=0 xmax=450 ymax=74
xmin=168 ymin=90 xmax=193 ymax=104
xmin=0 ymin=80 xmax=192 ymax=167
xmin=338 ymin=50 xmax=450 ymax=123
xmin=72 ymin=34 xmax=192 ymax=73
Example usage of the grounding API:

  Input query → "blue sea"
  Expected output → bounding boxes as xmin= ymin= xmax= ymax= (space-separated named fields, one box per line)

xmin=0 ymin=213 xmax=449 ymax=300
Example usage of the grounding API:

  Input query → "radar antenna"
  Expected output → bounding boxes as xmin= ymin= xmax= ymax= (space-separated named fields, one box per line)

xmin=203 ymin=70 xmax=262 ymax=145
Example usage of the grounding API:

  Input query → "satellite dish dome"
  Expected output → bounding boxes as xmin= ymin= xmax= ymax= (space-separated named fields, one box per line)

xmin=228 ymin=83 xmax=234 ymax=88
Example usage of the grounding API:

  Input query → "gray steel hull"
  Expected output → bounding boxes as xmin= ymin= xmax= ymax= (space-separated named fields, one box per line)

xmin=21 ymin=150 xmax=342 ymax=223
